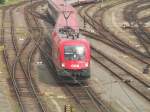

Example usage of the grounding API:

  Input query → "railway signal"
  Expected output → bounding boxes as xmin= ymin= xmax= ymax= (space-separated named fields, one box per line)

xmin=83 ymin=16 xmax=86 ymax=29
xmin=143 ymin=64 xmax=150 ymax=74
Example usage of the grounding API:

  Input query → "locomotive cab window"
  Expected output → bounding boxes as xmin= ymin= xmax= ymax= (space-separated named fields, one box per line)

xmin=64 ymin=46 xmax=85 ymax=60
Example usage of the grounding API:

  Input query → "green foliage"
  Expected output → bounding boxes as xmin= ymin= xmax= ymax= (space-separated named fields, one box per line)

xmin=0 ymin=0 xmax=5 ymax=4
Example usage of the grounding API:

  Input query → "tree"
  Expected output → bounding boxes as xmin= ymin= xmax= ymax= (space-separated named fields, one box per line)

xmin=0 ymin=0 xmax=5 ymax=4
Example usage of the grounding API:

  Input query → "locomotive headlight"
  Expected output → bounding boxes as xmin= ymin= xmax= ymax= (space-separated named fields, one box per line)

xmin=85 ymin=62 xmax=89 ymax=67
xmin=61 ymin=63 xmax=65 ymax=67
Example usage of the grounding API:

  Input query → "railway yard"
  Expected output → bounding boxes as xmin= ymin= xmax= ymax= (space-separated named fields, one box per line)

xmin=0 ymin=0 xmax=150 ymax=112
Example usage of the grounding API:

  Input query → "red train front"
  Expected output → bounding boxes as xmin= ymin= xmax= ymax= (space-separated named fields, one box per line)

xmin=50 ymin=29 xmax=91 ymax=81
xmin=47 ymin=0 xmax=91 ymax=82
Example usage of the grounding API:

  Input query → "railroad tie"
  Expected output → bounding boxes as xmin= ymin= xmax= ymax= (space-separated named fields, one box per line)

xmin=64 ymin=104 xmax=73 ymax=112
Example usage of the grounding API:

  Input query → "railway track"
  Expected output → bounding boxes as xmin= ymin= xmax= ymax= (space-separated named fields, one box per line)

xmin=0 ymin=1 xmax=113 ymax=112
xmin=64 ymin=83 xmax=110 ymax=112
xmin=23 ymin=1 xmax=51 ymax=112
xmin=124 ymin=0 xmax=150 ymax=58
xmin=77 ymin=0 xmax=150 ymax=65
xmin=80 ymin=29 xmax=150 ymax=65
xmin=23 ymin=0 xmax=150 ymax=111
xmin=92 ymin=46 xmax=150 ymax=101
xmin=1 ymin=1 xmax=48 ymax=112
xmin=41 ymin=26 xmax=110 ymax=112
xmin=15 ymin=0 xmax=150 ymax=112
xmin=4 ymin=0 xmax=148 ymax=112
xmin=75 ymin=0 xmax=150 ymax=102
xmin=43 ymin=39 xmax=110 ymax=112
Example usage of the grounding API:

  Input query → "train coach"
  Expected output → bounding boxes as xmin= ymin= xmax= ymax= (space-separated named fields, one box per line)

xmin=64 ymin=0 xmax=98 ymax=4
xmin=47 ymin=0 xmax=91 ymax=82
xmin=78 ymin=0 xmax=98 ymax=3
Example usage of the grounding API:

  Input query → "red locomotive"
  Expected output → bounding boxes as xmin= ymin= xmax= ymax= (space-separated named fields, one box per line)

xmin=47 ymin=0 xmax=91 ymax=82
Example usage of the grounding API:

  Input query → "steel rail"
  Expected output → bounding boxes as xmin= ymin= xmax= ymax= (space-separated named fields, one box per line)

xmin=123 ymin=0 xmax=150 ymax=57
xmin=91 ymin=46 xmax=150 ymax=101
xmin=77 ymin=0 xmax=150 ymax=64
xmin=65 ymin=83 xmax=110 ymax=112
xmin=26 ymin=1 xmax=112 ymax=112
xmin=10 ymin=3 xmax=45 ymax=111
xmin=76 ymin=0 xmax=150 ymax=102
xmin=44 ymin=34 xmax=110 ymax=112
xmin=24 ymin=1 xmax=49 ymax=112
xmin=43 ymin=37 xmax=111 ymax=112
xmin=1 ymin=6 xmax=26 ymax=112
xmin=1 ymin=1 xmax=47 ymax=112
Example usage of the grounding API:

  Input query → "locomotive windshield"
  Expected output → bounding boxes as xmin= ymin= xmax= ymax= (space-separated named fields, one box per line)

xmin=64 ymin=45 xmax=85 ymax=60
